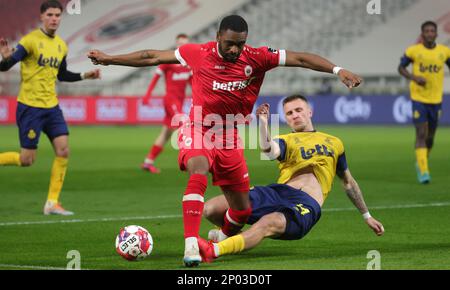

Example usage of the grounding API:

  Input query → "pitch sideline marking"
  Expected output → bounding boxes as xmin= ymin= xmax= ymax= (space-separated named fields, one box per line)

xmin=1 ymin=202 xmax=450 ymax=227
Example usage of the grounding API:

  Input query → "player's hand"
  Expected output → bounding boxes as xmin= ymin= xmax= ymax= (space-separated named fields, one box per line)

xmin=0 ymin=38 xmax=13 ymax=59
xmin=87 ymin=50 xmax=110 ymax=66
xmin=365 ymin=217 xmax=385 ymax=236
xmin=142 ymin=96 xmax=152 ymax=106
xmin=338 ymin=69 xmax=363 ymax=89
xmin=413 ymin=76 xmax=427 ymax=87
xmin=256 ymin=103 xmax=270 ymax=122
xmin=84 ymin=69 xmax=101 ymax=80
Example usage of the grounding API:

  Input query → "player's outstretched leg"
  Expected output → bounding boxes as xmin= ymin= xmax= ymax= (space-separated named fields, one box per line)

xmin=199 ymin=212 xmax=287 ymax=263
xmin=0 ymin=152 xmax=21 ymax=166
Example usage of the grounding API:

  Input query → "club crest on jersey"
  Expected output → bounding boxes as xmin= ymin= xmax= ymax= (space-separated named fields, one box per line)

xmin=244 ymin=65 xmax=253 ymax=77
xmin=28 ymin=129 xmax=36 ymax=140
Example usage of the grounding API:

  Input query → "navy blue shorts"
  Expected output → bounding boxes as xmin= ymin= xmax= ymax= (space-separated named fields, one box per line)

xmin=16 ymin=102 xmax=69 ymax=149
xmin=248 ymin=184 xmax=322 ymax=240
xmin=412 ymin=101 xmax=442 ymax=129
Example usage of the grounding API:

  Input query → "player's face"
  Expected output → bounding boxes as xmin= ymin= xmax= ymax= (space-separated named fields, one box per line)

xmin=176 ymin=36 xmax=189 ymax=48
xmin=284 ymin=99 xmax=313 ymax=132
xmin=421 ymin=25 xmax=437 ymax=44
xmin=41 ymin=8 xmax=62 ymax=33
xmin=217 ymin=30 xmax=248 ymax=62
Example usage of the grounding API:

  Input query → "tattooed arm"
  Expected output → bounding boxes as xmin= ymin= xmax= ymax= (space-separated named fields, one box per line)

xmin=337 ymin=169 xmax=385 ymax=236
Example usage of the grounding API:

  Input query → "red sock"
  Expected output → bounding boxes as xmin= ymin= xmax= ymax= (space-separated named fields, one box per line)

xmin=147 ymin=145 xmax=163 ymax=161
xmin=222 ymin=207 xmax=252 ymax=237
xmin=183 ymin=174 xmax=208 ymax=239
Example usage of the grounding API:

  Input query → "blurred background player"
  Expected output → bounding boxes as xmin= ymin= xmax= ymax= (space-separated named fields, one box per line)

xmin=0 ymin=0 xmax=100 ymax=215
xmin=141 ymin=34 xmax=191 ymax=174
xmin=198 ymin=96 xmax=384 ymax=263
xmin=87 ymin=15 xmax=362 ymax=267
xmin=398 ymin=21 xmax=450 ymax=184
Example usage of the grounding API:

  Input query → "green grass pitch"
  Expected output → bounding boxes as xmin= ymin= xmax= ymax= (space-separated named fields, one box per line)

xmin=0 ymin=125 xmax=449 ymax=270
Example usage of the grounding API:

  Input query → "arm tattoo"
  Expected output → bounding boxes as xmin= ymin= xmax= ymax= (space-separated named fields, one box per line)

xmin=344 ymin=180 xmax=369 ymax=214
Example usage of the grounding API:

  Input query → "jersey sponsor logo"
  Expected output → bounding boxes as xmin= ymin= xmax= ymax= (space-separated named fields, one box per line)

xmin=334 ymin=96 xmax=371 ymax=123
xmin=419 ymin=63 xmax=442 ymax=73
xmin=212 ymin=78 xmax=256 ymax=92
xmin=37 ymin=54 xmax=61 ymax=68
xmin=300 ymin=144 xmax=334 ymax=160
xmin=392 ymin=96 xmax=412 ymax=123
xmin=172 ymin=72 xmax=191 ymax=81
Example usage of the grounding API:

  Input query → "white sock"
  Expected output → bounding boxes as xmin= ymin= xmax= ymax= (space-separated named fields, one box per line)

xmin=144 ymin=158 xmax=153 ymax=164
xmin=218 ymin=230 xmax=229 ymax=242
xmin=185 ymin=237 xmax=199 ymax=252
xmin=213 ymin=243 xmax=220 ymax=257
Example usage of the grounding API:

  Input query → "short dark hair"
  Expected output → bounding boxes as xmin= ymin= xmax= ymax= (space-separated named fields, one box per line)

xmin=219 ymin=15 xmax=248 ymax=33
xmin=176 ymin=33 xmax=188 ymax=39
xmin=40 ymin=0 xmax=63 ymax=14
xmin=282 ymin=94 xmax=309 ymax=107
xmin=421 ymin=21 xmax=437 ymax=32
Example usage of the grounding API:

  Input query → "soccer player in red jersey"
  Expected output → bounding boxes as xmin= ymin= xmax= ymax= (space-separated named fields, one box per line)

xmin=88 ymin=15 xmax=362 ymax=267
xmin=141 ymin=34 xmax=192 ymax=174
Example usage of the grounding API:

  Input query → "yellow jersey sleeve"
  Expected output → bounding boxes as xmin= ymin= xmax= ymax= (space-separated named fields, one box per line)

xmin=18 ymin=34 xmax=34 ymax=56
xmin=405 ymin=45 xmax=416 ymax=60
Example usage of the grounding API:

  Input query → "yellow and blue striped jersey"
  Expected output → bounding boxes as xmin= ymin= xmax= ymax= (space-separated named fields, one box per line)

xmin=17 ymin=29 xmax=68 ymax=108
xmin=275 ymin=131 xmax=347 ymax=201
xmin=401 ymin=43 xmax=450 ymax=104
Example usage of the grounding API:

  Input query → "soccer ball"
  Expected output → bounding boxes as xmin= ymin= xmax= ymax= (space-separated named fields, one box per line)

xmin=115 ymin=225 xmax=153 ymax=261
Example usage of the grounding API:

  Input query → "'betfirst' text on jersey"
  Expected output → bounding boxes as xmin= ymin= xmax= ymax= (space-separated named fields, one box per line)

xmin=155 ymin=64 xmax=191 ymax=102
xmin=404 ymin=43 xmax=450 ymax=104
xmin=175 ymin=42 xmax=286 ymax=122
xmin=275 ymin=131 xmax=346 ymax=200
xmin=18 ymin=29 xmax=68 ymax=108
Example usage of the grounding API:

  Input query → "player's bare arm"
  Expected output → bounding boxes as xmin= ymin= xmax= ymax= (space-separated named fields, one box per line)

xmin=285 ymin=51 xmax=363 ymax=88
xmin=398 ymin=63 xmax=426 ymax=86
xmin=337 ymin=169 xmax=385 ymax=236
xmin=87 ymin=49 xmax=179 ymax=67
xmin=256 ymin=103 xmax=280 ymax=159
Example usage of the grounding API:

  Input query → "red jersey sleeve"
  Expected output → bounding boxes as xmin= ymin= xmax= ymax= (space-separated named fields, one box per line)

xmin=257 ymin=46 xmax=287 ymax=71
xmin=175 ymin=43 xmax=202 ymax=69
xmin=156 ymin=64 xmax=167 ymax=75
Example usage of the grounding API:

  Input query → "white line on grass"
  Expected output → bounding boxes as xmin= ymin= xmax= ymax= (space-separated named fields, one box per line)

xmin=0 ymin=264 xmax=67 ymax=270
xmin=1 ymin=202 xmax=450 ymax=227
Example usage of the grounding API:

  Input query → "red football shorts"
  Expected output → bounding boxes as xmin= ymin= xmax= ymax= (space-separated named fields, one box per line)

xmin=163 ymin=98 xmax=185 ymax=129
xmin=177 ymin=122 xmax=250 ymax=188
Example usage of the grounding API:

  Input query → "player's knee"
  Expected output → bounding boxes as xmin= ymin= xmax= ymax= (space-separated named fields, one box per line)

xmin=20 ymin=155 xmax=34 ymax=167
xmin=56 ymin=147 xmax=70 ymax=158
xmin=202 ymin=202 xmax=215 ymax=220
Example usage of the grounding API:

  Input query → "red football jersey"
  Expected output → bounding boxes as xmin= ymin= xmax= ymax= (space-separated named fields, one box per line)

xmin=175 ymin=42 xmax=286 ymax=123
xmin=156 ymin=63 xmax=192 ymax=102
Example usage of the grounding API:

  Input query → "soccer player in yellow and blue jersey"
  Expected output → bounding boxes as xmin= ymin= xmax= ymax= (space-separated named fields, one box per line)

xmin=398 ymin=21 xmax=450 ymax=184
xmin=198 ymin=95 xmax=384 ymax=262
xmin=0 ymin=1 xmax=100 ymax=215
